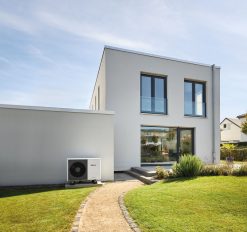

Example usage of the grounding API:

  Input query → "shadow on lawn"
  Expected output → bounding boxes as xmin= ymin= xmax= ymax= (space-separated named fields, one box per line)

xmin=0 ymin=186 xmax=66 ymax=198
xmin=162 ymin=177 xmax=197 ymax=184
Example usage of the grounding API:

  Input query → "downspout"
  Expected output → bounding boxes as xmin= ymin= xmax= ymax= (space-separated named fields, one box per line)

xmin=211 ymin=64 xmax=216 ymax=163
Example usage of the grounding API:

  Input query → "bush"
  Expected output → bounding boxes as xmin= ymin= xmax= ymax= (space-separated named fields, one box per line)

xmin=201 ymin=165 xmax=232 ymax=176
xmin=221 ymin=148 xmax=247 ymax=161
xmin=172 ymin=154 xmax=203 ymax=177
xmin=155 ymin=166 xmax=169 ymax=179
xmin=232 ymin=165 xmax=247 ymax=176
xmin=200 ymin=165 xmax=217 ymax=176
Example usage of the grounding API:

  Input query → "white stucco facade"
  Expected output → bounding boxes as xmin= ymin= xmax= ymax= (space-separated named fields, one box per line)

xmin=0 ymin=105 xmax=114 ymax=186
xmin=90 ymin=46 xmax=221 ymax=170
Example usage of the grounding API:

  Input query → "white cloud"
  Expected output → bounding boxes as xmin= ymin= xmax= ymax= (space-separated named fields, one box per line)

xmin=0 ymin=11 xmax=35 ymax=34
xmin=37 ymin=11 xmax=153 ymax=50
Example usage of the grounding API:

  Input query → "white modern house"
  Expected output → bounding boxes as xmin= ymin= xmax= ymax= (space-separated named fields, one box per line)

xmin=90 ymin=46 xmax=220 ymax=171
xmin=220 ymin=114 xmax=247 ymax=143
xmin=0 ymin=46 xmax=220 ymax=186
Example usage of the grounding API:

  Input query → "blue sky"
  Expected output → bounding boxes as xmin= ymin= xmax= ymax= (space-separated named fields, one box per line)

xmin=0 ymin=0 xmax=246 ymax=120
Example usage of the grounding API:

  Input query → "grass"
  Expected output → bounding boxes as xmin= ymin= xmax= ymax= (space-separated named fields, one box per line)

xmin=125 ymin=176 xmax=247 ymax=232
xmin=0 ymin=186 xmax=96 ymax=232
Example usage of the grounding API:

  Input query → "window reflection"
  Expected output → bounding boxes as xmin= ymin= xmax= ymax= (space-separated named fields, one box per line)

xmin=141 ymin=127 xmax=178 ymax=163
xmin=184 ymin=80 xmax=206 ymax=117
xmin=141 ymin=74 xmax=167 ymax=114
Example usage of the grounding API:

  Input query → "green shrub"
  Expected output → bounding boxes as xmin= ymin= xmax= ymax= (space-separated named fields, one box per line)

xmin=200 ymin=165 xmax=217 ymax=176
xmin=232 ymin=165 xmax=247 ymax=176
xmin=215 ymin=165 xmax=232 ymax=176
xmin=221 ymin=144 xmax=236 ymax=150
xmin=220 ymin=148 xmax=247 ymax=161
xmin=155 ymin=166 xmax=169 ymax=179
xmin=173 ymin=154 xmax=203 ymax=177
xmin=200 ymin=165 xmax=232 ymax=176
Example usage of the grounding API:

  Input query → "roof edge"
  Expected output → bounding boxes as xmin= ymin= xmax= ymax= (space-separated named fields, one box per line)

xmin=89 ymin=47 xmax=106 ymax=108
xmin=104 ymin=45 xmax=221 ymax=69
xmin=0 ymin=104 xmax=114 ymax=115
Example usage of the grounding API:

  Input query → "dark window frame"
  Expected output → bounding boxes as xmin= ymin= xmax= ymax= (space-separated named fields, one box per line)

xmin=184 ymin=80 xmax=206 ymax=117
xmin=140 ymin=73 xmax=167 ymax=114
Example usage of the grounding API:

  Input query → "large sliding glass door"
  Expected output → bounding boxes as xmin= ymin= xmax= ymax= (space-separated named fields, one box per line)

xmin=141 ymin=127 xmax=178 ymax=163
xmin=141 ymin=126 xmax=194 ymax=164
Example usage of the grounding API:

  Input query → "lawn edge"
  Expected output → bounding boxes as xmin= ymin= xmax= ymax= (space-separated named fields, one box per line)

xmin=70 ymin=187 xmax=98 ymax=232
xmin=118 ymin=192 xmax=141 ymax=232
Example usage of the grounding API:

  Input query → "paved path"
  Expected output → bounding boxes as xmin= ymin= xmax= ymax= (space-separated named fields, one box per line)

xmin=79 ymin=174 xmax=142 ymax=232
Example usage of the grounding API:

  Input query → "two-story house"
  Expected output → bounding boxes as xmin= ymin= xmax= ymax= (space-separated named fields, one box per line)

xmin=0 ymin=45 xmax=221 ymax=186
xmin=90 ymin=46 xmax=220 ymax=171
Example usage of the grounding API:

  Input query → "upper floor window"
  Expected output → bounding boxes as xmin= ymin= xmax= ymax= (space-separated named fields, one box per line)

xmin=184 ymin=80 xmax=206 ymax=117
xmin=141 ymin=74 xmax=167 ymax=114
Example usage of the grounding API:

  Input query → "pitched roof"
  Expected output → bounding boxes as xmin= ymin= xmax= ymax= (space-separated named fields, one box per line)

xmin=221 ymin=118 xmax=242 ymax=128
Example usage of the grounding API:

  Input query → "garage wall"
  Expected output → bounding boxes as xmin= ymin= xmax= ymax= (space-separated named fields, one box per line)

xmin=0 ymin=105 xmax=114 ymax=186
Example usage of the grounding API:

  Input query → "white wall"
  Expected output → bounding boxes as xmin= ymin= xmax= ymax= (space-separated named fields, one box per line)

xmin=0 ymin=105 xmax=114 ymax=186
xmin=89 ymin=51 xmax=106 ymax=111
xmin=241 ymin=133 xmax=247 ymax=142
xmin=103 ymin=47 xmax=220 ymax=170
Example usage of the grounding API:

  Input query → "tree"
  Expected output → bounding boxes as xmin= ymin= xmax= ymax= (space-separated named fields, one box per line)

xmin=241 ymin=114 xmax=247 ymax=135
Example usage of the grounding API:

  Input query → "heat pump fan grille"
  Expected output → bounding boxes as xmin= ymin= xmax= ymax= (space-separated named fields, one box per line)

xmin=70 ymin=162 xmax=86 ymax=178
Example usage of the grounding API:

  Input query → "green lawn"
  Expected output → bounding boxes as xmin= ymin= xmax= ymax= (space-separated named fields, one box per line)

xmin=0 ymin=186 xmax=96 ymax=232
xmin=125 ymin=176 xmax=247 ymax=232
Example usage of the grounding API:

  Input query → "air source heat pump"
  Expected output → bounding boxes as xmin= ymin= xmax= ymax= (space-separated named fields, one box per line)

xmin=67 ymin=158 xmax=101 ymax=183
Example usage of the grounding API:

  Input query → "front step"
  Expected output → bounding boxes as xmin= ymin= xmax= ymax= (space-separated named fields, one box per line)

xmin=131 ymin=167 xmax=156 ymax=177
xmin=126 ymin=170 xmax=158 ymax=185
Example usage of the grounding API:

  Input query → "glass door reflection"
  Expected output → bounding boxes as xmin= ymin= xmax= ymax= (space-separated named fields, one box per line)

xmin=178 ymin=128 xmax=194 ymax=155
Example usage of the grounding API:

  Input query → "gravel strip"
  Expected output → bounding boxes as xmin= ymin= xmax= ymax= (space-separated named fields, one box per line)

xmin=78 ymin=175 xmax=142 ymax=232
xmin=71 ymin=188 xmax=100 ymax=232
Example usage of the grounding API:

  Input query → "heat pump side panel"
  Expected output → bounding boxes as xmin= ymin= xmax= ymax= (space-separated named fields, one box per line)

xmin=87 ymin=158 xmax=101 ymax=180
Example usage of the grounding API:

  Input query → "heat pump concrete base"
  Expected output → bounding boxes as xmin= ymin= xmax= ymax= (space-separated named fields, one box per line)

xmin=65 ymin=181 xmax=103 ymax=189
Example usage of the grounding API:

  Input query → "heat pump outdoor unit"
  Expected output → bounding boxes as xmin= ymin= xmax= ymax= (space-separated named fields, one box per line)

xmin=67 ymin=158 xmax=101 ymax=183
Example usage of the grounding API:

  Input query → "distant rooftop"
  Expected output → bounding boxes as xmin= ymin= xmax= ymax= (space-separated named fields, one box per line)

xmin=237 ymin=113 xmax=247 ymax=119
xmin=105 ymin=45 xmax=221 ymax=69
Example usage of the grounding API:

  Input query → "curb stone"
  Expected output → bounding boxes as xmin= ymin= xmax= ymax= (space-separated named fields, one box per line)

xmin=118 ymin=192 xmax=141 ymax=232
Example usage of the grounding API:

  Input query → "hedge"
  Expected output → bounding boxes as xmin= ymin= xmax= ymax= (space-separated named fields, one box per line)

xmin=220 ymin=148 xmax=247 ymax=161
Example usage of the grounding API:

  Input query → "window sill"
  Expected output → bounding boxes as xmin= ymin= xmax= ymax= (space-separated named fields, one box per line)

xmin=184 ymin=115 xmax=207 ymax=119
xmin=140 ymin=112 xmax=168 ymax=116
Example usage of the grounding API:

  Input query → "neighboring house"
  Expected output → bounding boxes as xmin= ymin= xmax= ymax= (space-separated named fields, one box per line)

xmin=220 ymin=114 xmax=247 ymax=143
xmin=0 ymin=46 xmax=221 ymax=186
xmin=90 ymin=46 xmax=220 ymax=170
